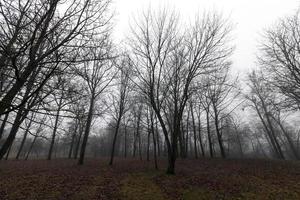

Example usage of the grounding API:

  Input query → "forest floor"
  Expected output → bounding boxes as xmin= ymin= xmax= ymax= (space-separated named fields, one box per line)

xmin=0 ymin=158 xmax=300 ymax=200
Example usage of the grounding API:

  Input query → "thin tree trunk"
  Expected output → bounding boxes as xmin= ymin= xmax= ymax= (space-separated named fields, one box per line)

xmin=257 ymin=95 xmax=285 ymax=159
xmin=74 ymin=121 xmax=84 ymax=159
xmin=47 ymin=104 xmax=61 ymax=160
xmin=78 ymin=95 xmax=95 ymax=165
xmin=147 ymin=127 xmax=150 ymax=161
xmin=185 ymin=110 xmax=190 ymax=157
xmin=297 ymin=132 xmax=300 ymax=152
xmin=0 ymin=108 xmax=27 ymax=159
xmin=236 ymin=131 xmax=244 ymax=158
xmin=275 ymin=118 xmax=299 ymax=160
xmin=0 ymin=112 xmax=9 ymax=140
xmin=4 ymin=142 xmax=12 ymax=160
xmin=124 ymin=124 xmax=127 ymax=158
xmin=255 ymin=134 xmax=268 ymax=158
xmin=16 ymin=115 xmax=34 ymax=159
xmin=212 ymin=104 xmax=226 ymax=158
xmin=109 ymin=116 xmax=121 ymax=165
xmin=68 ymin=120 xmax=78 ymax=159
xmin=197 ymin=111 xmax=205 ymax=157
xmin=150 ymin=110 xmax=158 ymax=169
xmin=206 ymin=108 xmax=213 ymax=158
xmin=190 ymin=103 xmax=198 ymax=158
xmin=265 ymin=113 xmax=284 ymax=159
xmin=178 ymin=120 xmax=185 ymax=158
xmin=132 ymin=130 xmax=137 ymax=157
xmin=155 ymin=117 xmax=160 ymax=157
xmin=25 ymin=135 xmax=37 ymax=160
xmin=138 ymin=131 xmax=142 ymax=160
xmin=254 ymin=103 xmax=284 ymax=159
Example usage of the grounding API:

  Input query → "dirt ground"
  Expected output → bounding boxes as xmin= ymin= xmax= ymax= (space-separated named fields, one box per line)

xmin=0 ymin=158 xmax=299 ymax=200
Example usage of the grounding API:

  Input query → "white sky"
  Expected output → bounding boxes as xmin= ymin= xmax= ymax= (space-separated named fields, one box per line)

xmin=113 ymin=0 xmax=300 ymax=74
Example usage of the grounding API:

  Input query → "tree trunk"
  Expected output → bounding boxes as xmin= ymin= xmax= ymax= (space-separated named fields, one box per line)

xmin=138 ymin=131 xmax=142 ymax=160
xmin=257 ymin=94 xmax=285 ymax=159
xmin=0 ymin=108 xmax=27 ymax=159
xmin=147 ymin=127 xmax=150 ymax=161
xmin=185 ymin=111 xmax=190 ymax=157
xmin=0 ymin=72 xmax=36 ymax=159
xmin=179 ymin=120 xmax=186 ymax=158
xmin=254 ymin=103 xmax=284 ymax=159
xmin=124 ymin=125 xmax=127 ymax=158
xmin=206 ymin=108 xmax=213 ymax=158
xmin=4 ymin=142 xmax=12 ymax=160
xmin=190 ymin=103 xmax=198 ymax=158
xmin=47 ymin=105 xmax=61 ymax=160
xmin=236 ymin=131 xmax=244 ymax=158
xmin=155 ymin=117 xmax=161 ymax=157
xmin=213 ymin=109 xmax=226 ymax=158
xmin=109 ymin=116 xmax=121 ymax=165
xmin=132 ymin=130 xmax=137 ymax=157
xmin=275 ymin=118 xmax=299 ymax=160
xmin=0 ymin=112 xmax=9 ymax=140
xmin=78 ymin=95 xmax=94 ymax=165
xmin=68 ymin=120 xmax=78 ymax=159
xmin=16 ymin=115 xmax=34 ymax=160
xmin=197 ymin=112 xmax=205 ymax=157
xmin=25 ymin=135 xmax=37 ymax=160
xmin=150 ymin=110 xmax=158 ymax=170
xmin=166 ymin=151 xmax=176 ymax=174
xmin=74 ymin=121 xmax=84 ymax=159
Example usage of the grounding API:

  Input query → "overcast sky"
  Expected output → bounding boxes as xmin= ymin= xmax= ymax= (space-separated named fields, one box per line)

xmin=113 ymin=0 xmax=299 ymax=74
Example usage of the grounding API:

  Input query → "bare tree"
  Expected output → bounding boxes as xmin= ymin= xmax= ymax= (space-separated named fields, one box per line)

xmin=205 ymin=64 xmax=239 ymax=158
xmin=129 ymin=8 xmax=233 ymax=174
xmin=109 ymin=56 xmax=132 ymax=165
xmin=0 ymin=0 xmax=113 ymax=159
xmin=246 ymin=71 xmax=285 ymax=159
xmin=47 ymin=75 xmax=75 ymax=160
xmin=0 ymin=0 xmax=112 ymax=115
xmin=259 ymin=9 xmax=300 ymax=109
xmin=75 ymin=39 xmax=115 ymax=165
